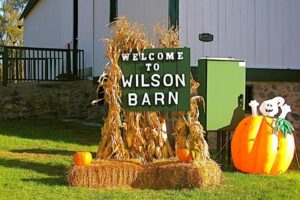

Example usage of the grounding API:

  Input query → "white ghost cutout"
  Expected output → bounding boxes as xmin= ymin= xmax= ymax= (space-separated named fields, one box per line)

xmin=249 ymin=97 xmax=292 ymax=119
xmin=259 ymin=97 xmax=285 ymax=117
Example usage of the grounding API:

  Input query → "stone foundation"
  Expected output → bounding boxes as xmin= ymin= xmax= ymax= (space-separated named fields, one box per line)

xmin=0 ymin=81 xmax=104 ymax=121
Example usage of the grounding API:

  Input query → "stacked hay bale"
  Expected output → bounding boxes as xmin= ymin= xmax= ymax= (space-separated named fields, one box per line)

xmin=68 ymin=160 xmax=223 ymax=189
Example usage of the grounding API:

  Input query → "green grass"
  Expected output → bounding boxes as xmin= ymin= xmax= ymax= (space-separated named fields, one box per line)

xmin=0 ymin=120 xmax=300 ymax=200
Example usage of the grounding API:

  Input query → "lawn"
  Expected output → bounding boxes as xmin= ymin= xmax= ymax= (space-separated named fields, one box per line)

xmin=0 ymin=120 xmax=299 ymax=200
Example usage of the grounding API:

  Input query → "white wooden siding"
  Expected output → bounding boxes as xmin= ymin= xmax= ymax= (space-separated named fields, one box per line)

xmin=24 ymin=0 xmax=169 ymax=77
xmin=118 ymin=0 xmax=169 ymax=33
xmin=24 ymin=0 xmax=73 ymax=48
xmin=93 ymin=0 xmax=169 ymax=76
xmin=93 ymin=0 xmax=111 ymax=77
xmin=24 ymin=0 xmax=299 ymax=73
xmin=78 ymin=0 xmax=93 ymax=69
xmin=180 ymin=0 xmax=300 ymax=69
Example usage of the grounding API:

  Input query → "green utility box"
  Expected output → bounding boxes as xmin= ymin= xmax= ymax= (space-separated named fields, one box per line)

xmin=195 ymin=58 xmax=246 ymax=131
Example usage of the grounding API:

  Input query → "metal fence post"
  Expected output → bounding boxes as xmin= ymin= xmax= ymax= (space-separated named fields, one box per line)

xmin=73 ymin=49 xmax=78 ymax=80
xmin=2 ymin=47 xmax=8 ymax=86
xmin=66 ymin=48 xmax=71 ymax=79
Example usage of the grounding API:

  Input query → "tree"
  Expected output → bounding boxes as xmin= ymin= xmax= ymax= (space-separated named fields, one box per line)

xmin=0 ymin=0 xmax=29 ymax=46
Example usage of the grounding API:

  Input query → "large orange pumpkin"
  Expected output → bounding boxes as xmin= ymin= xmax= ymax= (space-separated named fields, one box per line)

xmin=231 ymin=116 xmax=295 ymax=175
xmin=177 ymin=148 xmax=192 ymax=162
xmin=73 ymin=152 xmax=92 ymax=166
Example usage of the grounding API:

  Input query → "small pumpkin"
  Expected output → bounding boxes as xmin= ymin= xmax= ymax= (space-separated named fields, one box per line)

xmin=231 ymin=116 xmax=295 ymax=175
xmin=177 ymin=148 xmax=192 ymax=162
xmin=73 ymin=151 xmax=92 ymax=166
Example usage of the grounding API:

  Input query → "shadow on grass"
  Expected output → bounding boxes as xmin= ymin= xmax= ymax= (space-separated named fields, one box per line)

xmin=0 ymin=119 xmax=101 ymax=145
xmin=0 ymin=157 xmax=68 ymax=177
xmin=10 ymin=148 xmax=98 ymax=158
xmin=22 ymin=177 xmax=67 ymax=186
xmin=11 ymin=148 xmax=77 ymax=156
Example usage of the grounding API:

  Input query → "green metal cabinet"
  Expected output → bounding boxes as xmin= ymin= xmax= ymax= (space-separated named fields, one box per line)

xmin=195 ymin=58 xmax=246 ymax=131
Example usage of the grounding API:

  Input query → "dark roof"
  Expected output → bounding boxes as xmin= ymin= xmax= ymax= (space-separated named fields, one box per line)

xmin=20 ymin=0 xmax=39 ymax=19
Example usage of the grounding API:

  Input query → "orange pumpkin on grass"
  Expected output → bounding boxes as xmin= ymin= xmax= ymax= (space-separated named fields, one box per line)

xmin=73 ymin=152 xmax=92 ymax=166
xmin=231 ymin=115 xmax=295 ymax=175
xmin=177 ymin=148 xmax=192 ymax=162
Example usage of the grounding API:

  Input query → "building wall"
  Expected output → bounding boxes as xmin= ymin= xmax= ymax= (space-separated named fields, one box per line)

xmin=93 ymin=0 xmax=111 ymax=77
xmin=23 ymin=0 xmax=169 ymax=76
xmin=118 ymin=0 xmax=169 ymax=34
xmin=78 ymin=0 xmax=93 ymax=70
xmin=24 ymin=1 xmax=300 ymax=73
xmin=24 ymin=0 xmax=73 ymax=48
xmin=180 ymin=0 xmax=300 ymax=69
xmin=92 ymin=0 xmax=169 ymax=77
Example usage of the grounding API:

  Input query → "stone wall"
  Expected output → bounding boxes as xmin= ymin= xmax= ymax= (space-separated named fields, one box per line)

xmin=249 ymin=81 xmax=300 ymax=157
xmin=0 ymin=81 xmax=103 ymax=121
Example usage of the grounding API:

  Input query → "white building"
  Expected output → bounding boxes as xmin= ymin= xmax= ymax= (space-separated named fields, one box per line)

xmin=21 ymin=0 xmax=300 ymax=78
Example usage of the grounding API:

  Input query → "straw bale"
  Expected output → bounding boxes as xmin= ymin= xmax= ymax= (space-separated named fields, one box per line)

xmin=68 ymin=159 xmax=223 ymax=189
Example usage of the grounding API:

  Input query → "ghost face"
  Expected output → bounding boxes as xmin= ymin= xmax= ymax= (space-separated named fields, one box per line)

xmin=260 ymin=101 xmax=278 ymax=117
xmin=259 ymin=97 xmax=285 ymax=117
xmin=98 ymin=72 xmax=109 ymax=86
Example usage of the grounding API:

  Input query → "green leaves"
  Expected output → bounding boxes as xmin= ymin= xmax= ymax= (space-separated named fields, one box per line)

xmin=0 ymin=0 xmax=28 ymax=46
xmin=275 ymin=118 xmax=294 ymax=137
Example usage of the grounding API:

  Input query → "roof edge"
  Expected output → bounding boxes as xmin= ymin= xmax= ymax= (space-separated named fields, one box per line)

xmin=20 ymin=0 xmax=39 ymax=20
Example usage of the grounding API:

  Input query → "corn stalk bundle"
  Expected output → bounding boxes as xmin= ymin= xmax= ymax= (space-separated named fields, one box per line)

xmin=174 ymin=80 xmax=210 ymax=164
xmin=96 ymin=17 xmax=210 ymax=164
xmin=96 ymin=17 xmax=153 ymax=160
xmin=122 ymin=112 xmax=146 ymax=161
xmin=143 ymin=112 xmax=174 ymax=161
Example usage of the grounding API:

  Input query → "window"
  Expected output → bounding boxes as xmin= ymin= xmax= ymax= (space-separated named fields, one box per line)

xmin=110 ymin=0 xmax=118 ymax=23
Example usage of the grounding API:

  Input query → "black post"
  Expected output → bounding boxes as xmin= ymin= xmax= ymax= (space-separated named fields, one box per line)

xmin=66 ymin=48 xmax=71 ymax=79
xmin=227 ymin=131 xmax=232 ymax=165
xmin=2 ymin=47 xmax=8 ymax=86
xmin=110 ymin=0 xmax=118 ymax=22
xmin=73 ymin=0 xmax=78 ymax=79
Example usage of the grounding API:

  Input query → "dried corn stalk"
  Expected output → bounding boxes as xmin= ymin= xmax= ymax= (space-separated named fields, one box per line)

xmin=97 ymin=17 xmax=152 ymax=159
xmin=187 ymin=94 xmax=210 ymax=164
xmin=122 ymin=112 xmax=146 ymax=161
xmin=96 ymin=17 xmax=210 ymax=164
xmin=97 ymin=17 xmax=154 ymax=160
xmin=152 ymin=24 xmax=180 ymax=48
xmin=174 ymin=80 xmax=210 ymax=164
xmin=143 ymin=112 xmax=174 ymax=161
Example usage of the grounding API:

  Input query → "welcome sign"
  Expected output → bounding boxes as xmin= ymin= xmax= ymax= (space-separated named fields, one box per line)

xmin=120 ymin=48 xmax=190 ymax=111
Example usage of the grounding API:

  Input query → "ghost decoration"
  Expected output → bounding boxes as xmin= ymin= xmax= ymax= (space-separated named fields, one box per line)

xmin=249 ymin=97 xmax=291 ymax=119
xmin=91 ymin=72 xmax=109 ymax=106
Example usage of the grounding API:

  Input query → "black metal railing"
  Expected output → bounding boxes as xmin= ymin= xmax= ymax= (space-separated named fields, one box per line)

xmin=0 ymin=46 xmax=84 ymax=85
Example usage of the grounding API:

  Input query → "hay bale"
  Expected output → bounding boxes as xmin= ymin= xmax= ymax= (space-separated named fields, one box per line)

xmin=68 ymin=160 xmax=223 ymax=189
xmin=68 ymin=160 xmax=143 ymax=189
